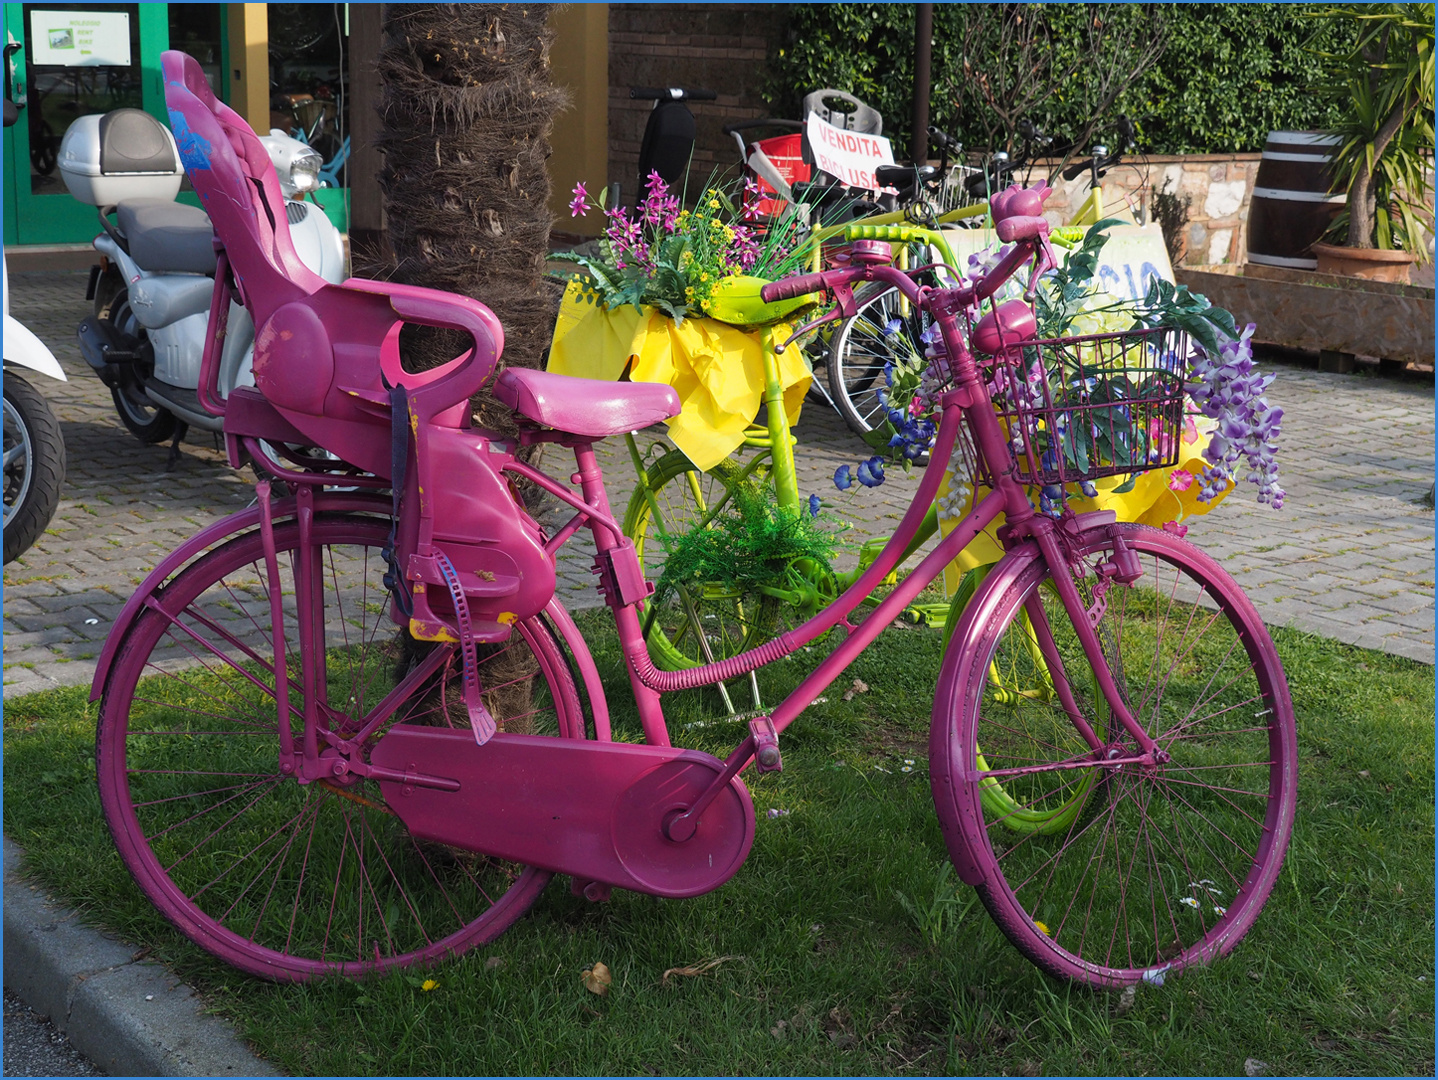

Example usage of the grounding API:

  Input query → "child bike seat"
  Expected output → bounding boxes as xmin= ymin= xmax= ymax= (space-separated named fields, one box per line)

xmin=495 ymin=367 xmax=680 ymax=437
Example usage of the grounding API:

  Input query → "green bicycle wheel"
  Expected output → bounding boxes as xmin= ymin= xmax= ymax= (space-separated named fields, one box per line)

xmin=623 ymin=448 xmax=784 ymax=671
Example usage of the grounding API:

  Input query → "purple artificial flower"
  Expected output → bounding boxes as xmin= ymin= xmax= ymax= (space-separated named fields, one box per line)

xmin=569 ymin=182 xmax=590 ymax=218
xmin=833 ymin=465 xmax=853 ymax=490
xmin=856 ymin=456 xmax=886 ymax=487
xmin=743 ymin=176 xmax=763 ymax=221
xmin=808 ymin=494 xmax=822 ymax=517
xmin=641 ymin=170 xmax=679 ymax=229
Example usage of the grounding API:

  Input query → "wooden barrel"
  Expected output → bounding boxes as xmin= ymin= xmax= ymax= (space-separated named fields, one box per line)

xmin=1246 ymin=131 xmax=1343 ymax=270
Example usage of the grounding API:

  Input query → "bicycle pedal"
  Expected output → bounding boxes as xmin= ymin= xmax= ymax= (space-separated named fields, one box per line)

xmin=750 ymin=716 xmax=782 ymax=772
xmin=571 ymin=878 xmax=612 ymax=903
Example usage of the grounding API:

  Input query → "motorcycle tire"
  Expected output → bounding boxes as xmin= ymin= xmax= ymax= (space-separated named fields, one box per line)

xmin=103 ymin=294 xmax=179 ymax=445
xmin=3 ymin=372 xmax=66 ymax=564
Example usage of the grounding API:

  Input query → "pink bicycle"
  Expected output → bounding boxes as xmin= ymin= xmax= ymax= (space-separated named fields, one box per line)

xmin=92 ymin=52 xmax=1296 ymax=989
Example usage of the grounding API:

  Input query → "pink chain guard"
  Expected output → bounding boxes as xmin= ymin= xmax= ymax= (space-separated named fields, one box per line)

xmin=368 ymin=728 xmax=756 ymax=899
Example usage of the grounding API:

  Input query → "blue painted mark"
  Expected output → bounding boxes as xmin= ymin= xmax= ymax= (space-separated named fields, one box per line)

xmin=1123 ymin=263 xmax=1140 ymax=299
xmin=167 ymin=110 xmax=213 ymax=172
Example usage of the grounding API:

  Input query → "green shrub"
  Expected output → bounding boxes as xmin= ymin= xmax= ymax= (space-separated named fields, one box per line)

xmin=766 ymin=4 xmax=1350 ymax=156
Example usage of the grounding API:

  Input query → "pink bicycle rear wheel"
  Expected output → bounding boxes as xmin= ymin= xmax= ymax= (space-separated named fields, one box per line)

xmin=931 ymin=522 xmax=1297 ymax=987
xmin=96 ymin=516 xmax=591 ymax=981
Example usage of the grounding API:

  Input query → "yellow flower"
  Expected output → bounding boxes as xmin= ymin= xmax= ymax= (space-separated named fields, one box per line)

xmin=420 ymin=978 xmax=440 ymax=991
xmin=701 ymin=298 xmax=712 ymax=310
xmin=724 ymin=226 xmax=735 ymax=242
xmin=708 ymin=198 xmax=720 ymax=209
xmin=1034 ymin=920 xmax=1050 ymax=937
xmin=685 ymin=286 xmax=695 ymax=298
xmin=699 ymin=272 xmax=709 ymax=282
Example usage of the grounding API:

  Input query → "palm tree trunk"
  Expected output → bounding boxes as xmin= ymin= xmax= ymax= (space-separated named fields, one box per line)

xmin=365 ymin=3 xmax=568 ymax=429
xmin=1344 ymin=90 xmax=1417 ymax=249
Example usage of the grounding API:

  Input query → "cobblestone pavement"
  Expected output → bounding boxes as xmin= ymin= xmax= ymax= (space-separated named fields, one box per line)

xmin=3 ymin=269 xmax=1432 ymax=700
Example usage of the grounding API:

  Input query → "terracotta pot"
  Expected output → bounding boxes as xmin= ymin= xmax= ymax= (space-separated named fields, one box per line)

xmin=1310 ymin=242 xmax=1415 ymax=284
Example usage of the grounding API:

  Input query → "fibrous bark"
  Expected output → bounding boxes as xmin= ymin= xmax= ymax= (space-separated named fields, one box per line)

xmin=366 ymin=3 xmax=568 ymax=427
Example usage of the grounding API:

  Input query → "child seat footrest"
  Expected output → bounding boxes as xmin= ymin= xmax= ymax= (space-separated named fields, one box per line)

xmin=408 ymin=551 xmax=521 ymax=599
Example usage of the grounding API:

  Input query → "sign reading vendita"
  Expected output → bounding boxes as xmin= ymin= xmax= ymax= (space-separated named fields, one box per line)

xmin=28 ymin=10 xmax=131 ymax=66
xmin=804 ymin=112 xmax=895 ymax=192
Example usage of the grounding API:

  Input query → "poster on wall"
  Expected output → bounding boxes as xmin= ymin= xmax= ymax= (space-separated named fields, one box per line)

xmin=28 ymin=10 xmax=131 ymax=66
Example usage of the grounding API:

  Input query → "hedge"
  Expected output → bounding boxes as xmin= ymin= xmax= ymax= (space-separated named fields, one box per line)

xmin=765 ymin=3 xmax=1349 ymax=158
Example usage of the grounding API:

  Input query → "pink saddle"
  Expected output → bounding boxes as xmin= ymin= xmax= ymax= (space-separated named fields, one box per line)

xmin=495 ymin=368 xmax=680 ymax=437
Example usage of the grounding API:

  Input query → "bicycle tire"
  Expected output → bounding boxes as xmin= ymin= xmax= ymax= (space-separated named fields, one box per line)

xmin=827 ymin=279 xmax=934 ymax=444
xmin=622 ymin=448 xmax=784 ymax=670
xmin=96 ymin=515 xmax=594 ymax=981
xmin=2 ymin=373 xmax=66 ymax=564
xmin=931 ymin=522 xmax=1296 ymax=987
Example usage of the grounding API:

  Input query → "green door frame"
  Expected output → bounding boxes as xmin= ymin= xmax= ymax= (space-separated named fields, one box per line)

xmin=3 ymin=3 xmax=347 ymax=246
xmin=3 ymin=2 xmax=172 ymax=245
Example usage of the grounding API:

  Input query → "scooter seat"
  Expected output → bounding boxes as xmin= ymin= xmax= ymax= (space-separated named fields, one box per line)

xmin=495 ymin=367 xmax=681 ymax=437
xmin=116 ymin=198 xmax=216 ymax=275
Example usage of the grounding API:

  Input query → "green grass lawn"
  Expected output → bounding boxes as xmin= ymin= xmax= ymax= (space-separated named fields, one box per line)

xmin=3 ymin=611 xmax=1433 ymax=1076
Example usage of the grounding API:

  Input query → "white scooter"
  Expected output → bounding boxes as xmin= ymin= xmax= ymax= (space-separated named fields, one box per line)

xmin=59 ymin=108 xmax=346 ymax=448
xmin=3 ymin=99 xmax=67 ymax=564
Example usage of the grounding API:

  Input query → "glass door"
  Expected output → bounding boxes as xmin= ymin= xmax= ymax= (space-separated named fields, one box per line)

xmin=2 ymin=2 xmax=169 ymax=245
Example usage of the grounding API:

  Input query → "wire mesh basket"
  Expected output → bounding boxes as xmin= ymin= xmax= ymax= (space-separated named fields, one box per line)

xmin=987 ymin=326 xmax=1190 ymax=487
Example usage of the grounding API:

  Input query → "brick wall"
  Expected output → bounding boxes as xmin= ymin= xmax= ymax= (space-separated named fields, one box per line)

xmin=607 ymin=3 xmax=789 ymax=203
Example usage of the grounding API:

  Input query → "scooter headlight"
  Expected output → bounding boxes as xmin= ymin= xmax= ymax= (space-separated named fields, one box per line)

xmin=288 ymin=148 xmax=324 ymax=193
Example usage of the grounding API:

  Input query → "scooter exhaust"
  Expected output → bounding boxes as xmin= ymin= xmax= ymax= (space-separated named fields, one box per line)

xmin=76 ymin=315 xmax=142 ymax=387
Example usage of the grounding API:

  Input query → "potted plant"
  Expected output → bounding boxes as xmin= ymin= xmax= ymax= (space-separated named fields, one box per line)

xmin=1310 ymin=3 xmax=1435 ymax=283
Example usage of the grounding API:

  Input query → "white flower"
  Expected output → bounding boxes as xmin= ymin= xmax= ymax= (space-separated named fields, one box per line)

xmin=1180 ymin=896 xmax=1200 ymax=910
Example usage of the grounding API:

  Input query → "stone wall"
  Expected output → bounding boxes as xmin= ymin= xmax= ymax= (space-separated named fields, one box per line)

xmin=607 ymin=3 xmax=789 ymax=204
xmin=1023 ymin=153 xmax=1262 ymax=267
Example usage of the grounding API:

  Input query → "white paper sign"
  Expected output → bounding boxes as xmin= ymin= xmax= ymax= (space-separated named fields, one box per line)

xmin=805 ymin=112 xmax=895 ymax=192
xmin=29 ymin=10 xmax=131 ymax=66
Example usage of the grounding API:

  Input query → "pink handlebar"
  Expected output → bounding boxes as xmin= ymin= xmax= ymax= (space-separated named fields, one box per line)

xmin=760 ymin=273 xmax=831 ymax=304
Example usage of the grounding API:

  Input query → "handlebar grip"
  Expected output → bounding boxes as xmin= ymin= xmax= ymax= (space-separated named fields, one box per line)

xmin=723 ymin=118 xmax=802 ymax=135
xmin=630 ymin=86 xmax=716 ymax=101
xmin=761 ymin=274 xmax=829 ymax=304
xmin=1061 ymin=160 xmax=1091 ymax=182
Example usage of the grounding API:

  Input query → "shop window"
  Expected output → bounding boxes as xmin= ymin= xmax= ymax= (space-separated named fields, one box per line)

xmin=167 ymin=4 xmax=222 ymax=98
xmin=20 ymin=2 xmax=141 ymax=194
xmin=267 ymin=2 xmax=349 ymax=188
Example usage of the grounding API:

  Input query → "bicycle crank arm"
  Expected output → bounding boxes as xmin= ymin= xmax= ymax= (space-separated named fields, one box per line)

xmin=369 ymin=727 xmax=755 ymax=899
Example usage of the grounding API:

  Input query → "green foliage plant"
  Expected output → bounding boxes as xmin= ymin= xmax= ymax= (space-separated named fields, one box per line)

xmin=1311 ymin=3 xmax=1436 ymax=257
xmin=766 ymin=4 xmax=1349 ymax=155
xmin=654 ymin=482 xmax=840 ymax=603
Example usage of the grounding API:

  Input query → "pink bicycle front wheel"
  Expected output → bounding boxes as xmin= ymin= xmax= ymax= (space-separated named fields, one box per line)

xmin=931 ymin=522 xmax=1297 ymax=987
xmin=96 ymin=516 xmax=593 ymax=981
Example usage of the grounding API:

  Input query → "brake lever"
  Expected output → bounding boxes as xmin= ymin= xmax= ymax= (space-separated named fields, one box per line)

xmin=1022 ymin=238 xmax=1059 ymax=303
xmin=777 ymin=308 xmax=843 ymax=353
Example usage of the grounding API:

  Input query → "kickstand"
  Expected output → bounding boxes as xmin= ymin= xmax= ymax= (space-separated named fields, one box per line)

xmin=164 ymin=421 xmax=190 ymax=472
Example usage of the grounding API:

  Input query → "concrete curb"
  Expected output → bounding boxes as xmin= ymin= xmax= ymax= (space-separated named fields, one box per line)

xmin=3 ymin=836 xmax=282 ymax=1077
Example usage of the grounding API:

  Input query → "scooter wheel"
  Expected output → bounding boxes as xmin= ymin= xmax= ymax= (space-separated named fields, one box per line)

xmin=3 ymin=372 xmax=66 ymax=564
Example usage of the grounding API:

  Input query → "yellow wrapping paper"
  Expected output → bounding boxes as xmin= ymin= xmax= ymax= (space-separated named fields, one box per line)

xmin=547 ymin=280 xmax=812 ymax=472
xmin=938 ymin=411 xmax=1232 ymax=596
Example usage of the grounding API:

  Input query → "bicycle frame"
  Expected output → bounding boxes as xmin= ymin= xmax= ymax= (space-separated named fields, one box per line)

xmin=514 ymin=240 xmax=1167 ymax=828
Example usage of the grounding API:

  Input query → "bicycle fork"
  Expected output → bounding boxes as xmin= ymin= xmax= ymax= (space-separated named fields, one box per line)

xmin=1023 ymin=521 xmax=1165 ymax=767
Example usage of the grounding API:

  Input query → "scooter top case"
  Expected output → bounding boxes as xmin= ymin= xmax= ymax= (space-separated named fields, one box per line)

xmin=59 ymin=109 xmax=184 ymax=206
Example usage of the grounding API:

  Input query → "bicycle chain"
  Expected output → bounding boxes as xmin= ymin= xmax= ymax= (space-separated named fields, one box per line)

xmin=434 ymin=549 xmax=498 ymax=746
